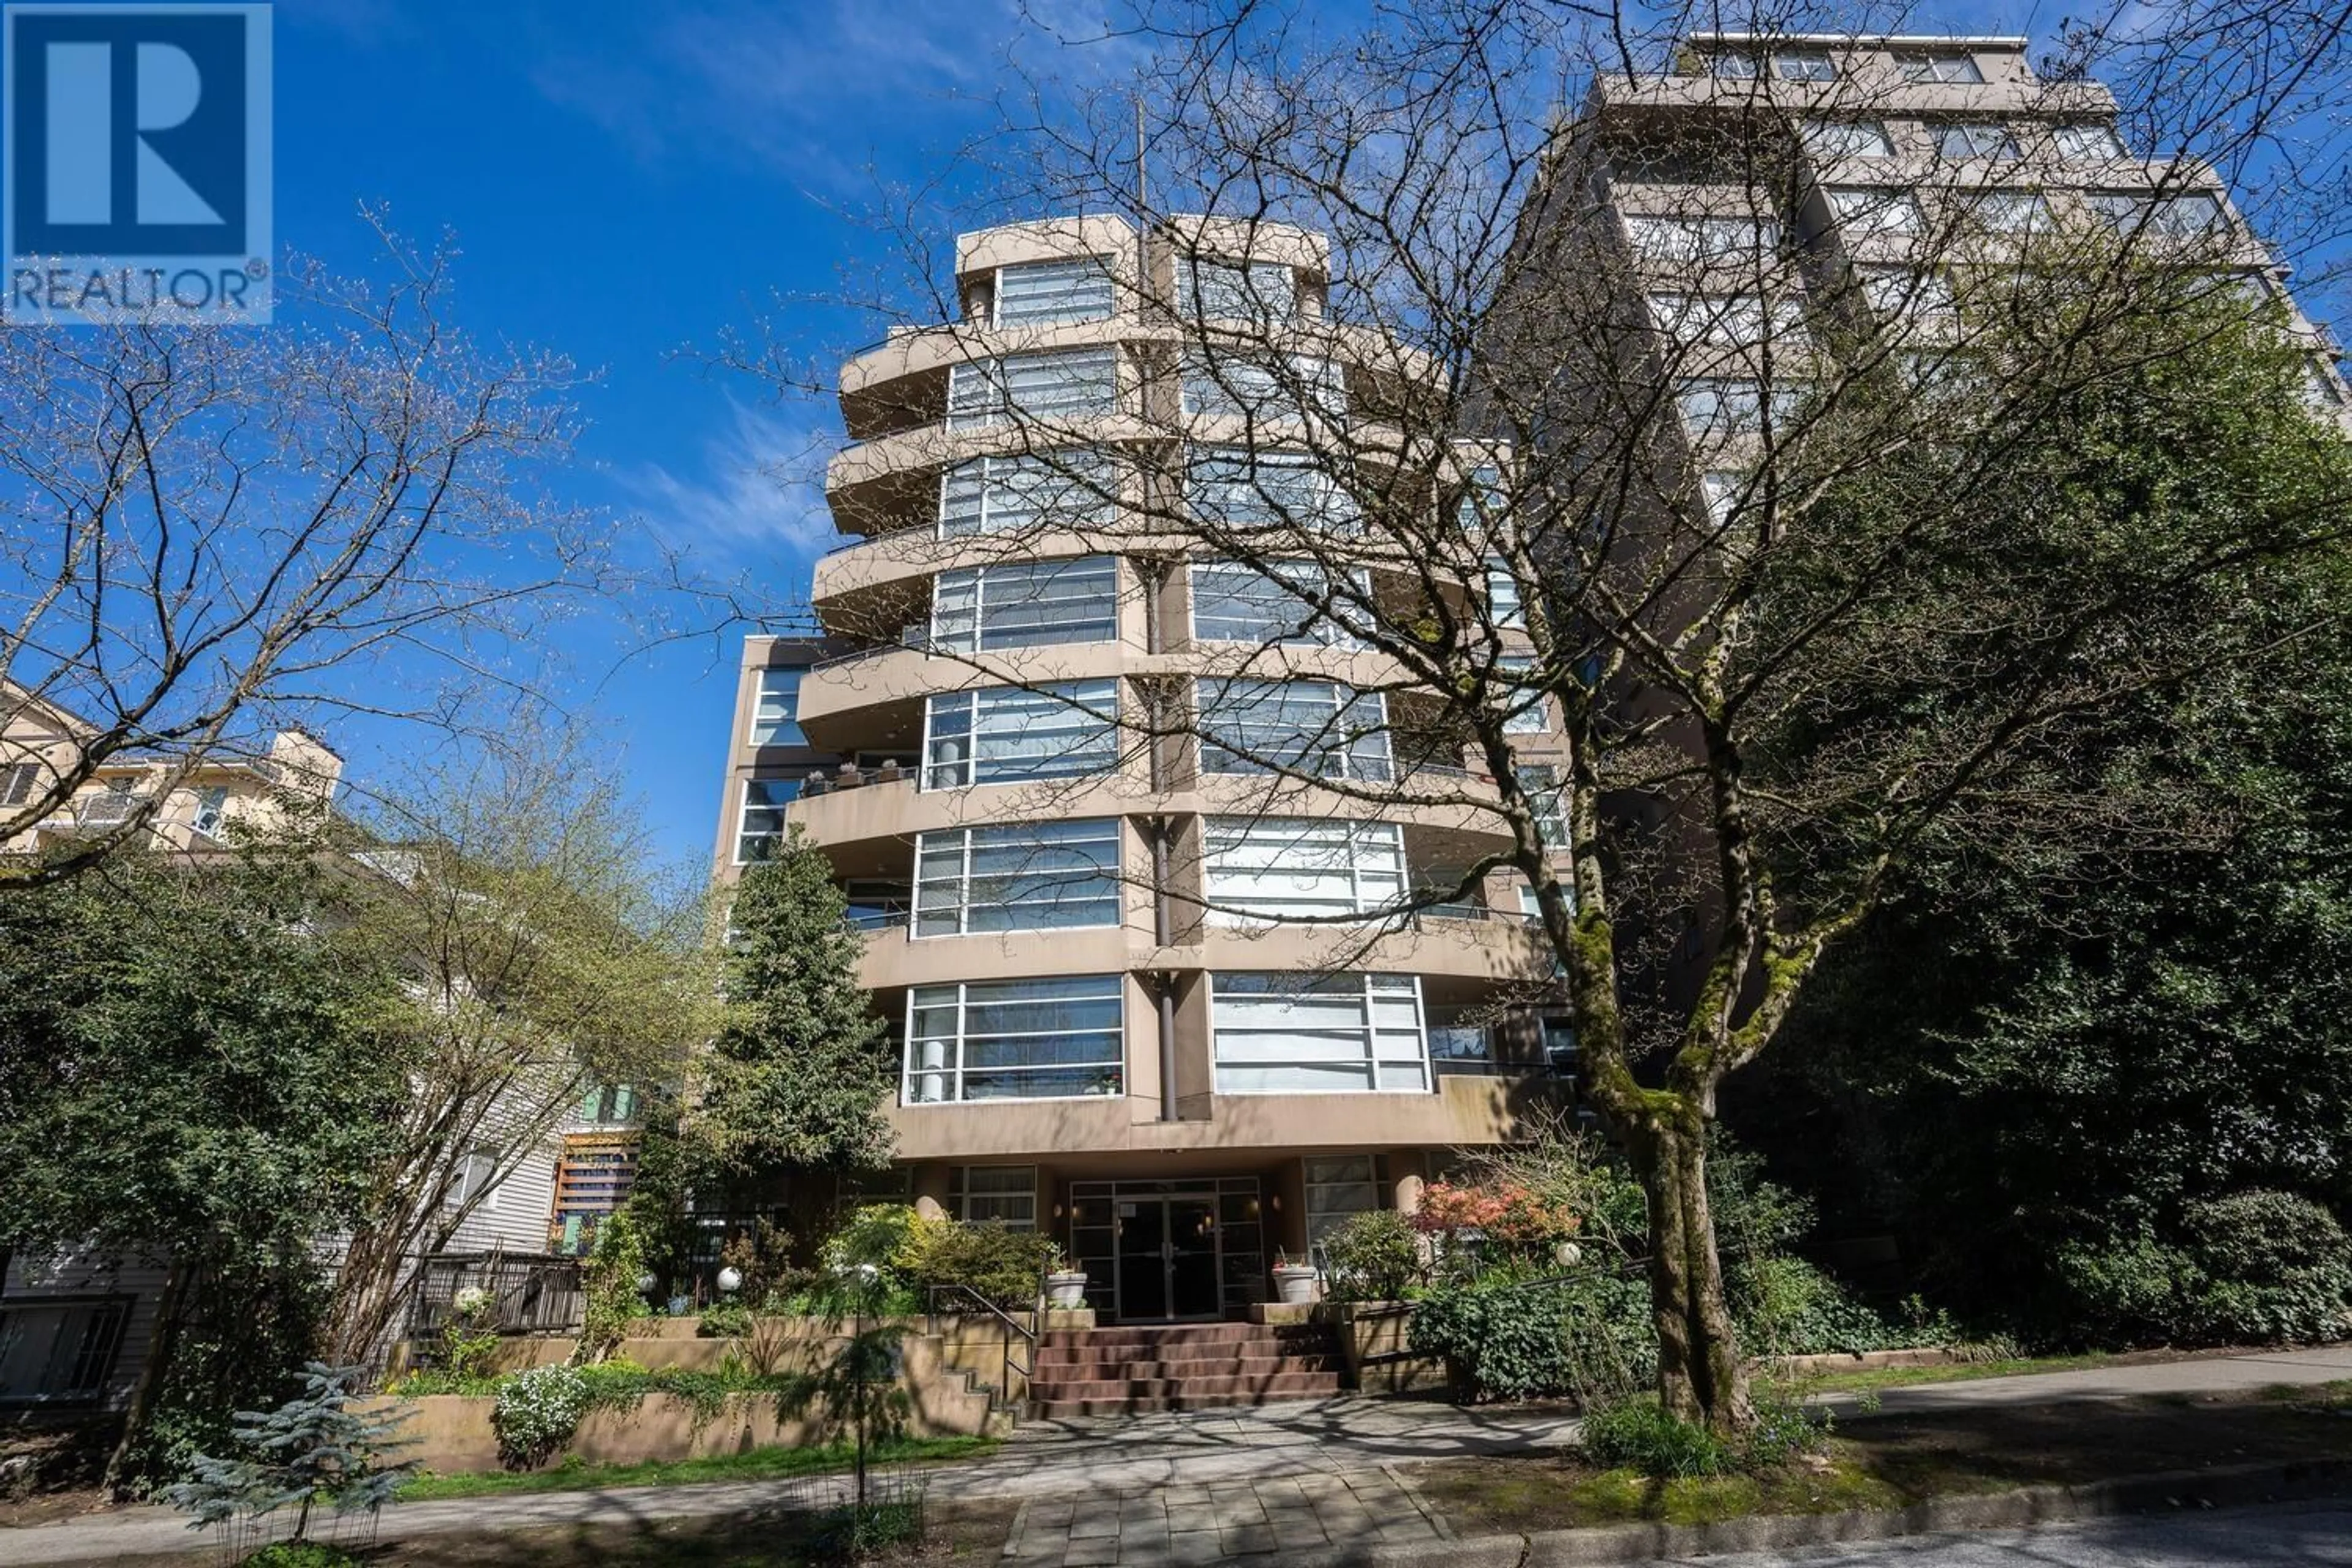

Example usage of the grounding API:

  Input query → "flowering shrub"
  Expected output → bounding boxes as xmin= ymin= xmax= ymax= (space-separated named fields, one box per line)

xmin=489 ymin=1363 xmax=589 ymax=1469
xmin=1412 ymin=1180 xmax=1580 ymax=1251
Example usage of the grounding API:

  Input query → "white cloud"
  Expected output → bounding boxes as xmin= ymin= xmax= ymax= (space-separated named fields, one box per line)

xmin=619 ymin=399 xmax=839 ymax=562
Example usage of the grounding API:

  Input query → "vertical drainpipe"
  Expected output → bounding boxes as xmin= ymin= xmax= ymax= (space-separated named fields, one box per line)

xmin=1153 ymin=818 xmax=1178 ymax=1122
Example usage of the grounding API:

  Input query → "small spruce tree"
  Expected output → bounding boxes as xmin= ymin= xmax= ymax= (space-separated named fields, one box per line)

xmin=167 ymin=1364 xmax=415 ymax=1544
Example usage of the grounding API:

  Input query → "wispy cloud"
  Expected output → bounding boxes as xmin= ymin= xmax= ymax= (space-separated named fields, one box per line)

xmin=618 ymin=399 xmax=839 ymax=562
xmin=529 ymin=0 xmax=1145 ymax=189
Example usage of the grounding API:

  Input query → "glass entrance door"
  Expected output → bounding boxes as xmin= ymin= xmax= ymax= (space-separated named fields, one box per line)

xmin=1166 ymin=1197 xmax=1221 ymax=1319
xmin=1072 ymin=1177 xmax=1267 ymax=1322
xmin=1114 ymin=1198 xmax=1171 ymax=1321
xmin=1111 ymin=1194 xmax=1223 ymax=1321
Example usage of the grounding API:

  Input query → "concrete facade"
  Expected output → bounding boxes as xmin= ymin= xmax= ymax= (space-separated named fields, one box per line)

xmin=714 ymin=214 xmax=1575 ymax=1322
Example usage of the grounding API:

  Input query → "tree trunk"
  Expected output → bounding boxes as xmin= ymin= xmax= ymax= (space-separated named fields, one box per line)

xmin=1633 ymin=1117 xmax=1753 ymax=1434
xmin=323 ymin=1225 xmax=410 ymax=1370
xmin=102 ymin=1257 xmax=190 ymax=1496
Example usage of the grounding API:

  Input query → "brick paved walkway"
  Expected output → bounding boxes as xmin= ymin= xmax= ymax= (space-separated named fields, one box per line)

xmin=1003 ymin=1467 xmax=1451 ymax=1566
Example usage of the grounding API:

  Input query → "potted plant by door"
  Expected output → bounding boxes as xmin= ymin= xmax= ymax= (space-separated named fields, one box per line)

xmin=1271 ymin=1251 xmax=1319 ymax=1306
xmin=1044 ymin=1253 xmax=1091 ymax=1310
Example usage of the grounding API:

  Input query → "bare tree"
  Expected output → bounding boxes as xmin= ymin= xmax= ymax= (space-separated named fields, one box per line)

xmin=0 ymin=217 xmax=629 ymax=886
xmin=319 ymin=732 xmax=722 ymax=1368
xmin=719 ymin=2 xmax=2352 ymax=1431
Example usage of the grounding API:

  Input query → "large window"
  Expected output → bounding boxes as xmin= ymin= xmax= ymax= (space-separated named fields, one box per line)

xmin=1676 ymin=378 xmax=1803 ymax=438
xmin=1646 ymin=293 xmax=1809 ymax=353
xmin=2090 ymin=190 xmax=2225 ymax=237
xmin=1202 ymin=817 xmax=1404 ymax=922
xmin=0 ymin=761 xmax=38 ymax=806
xmin=1303 ymin=1155 xmax=1381 ymax=1249
xmin=2052 ymin=123 xmax=2126 ymax=160
xmin=1932 ymin=122 xmax=2019 ymax=161
xmin=1176 ymin=257 xmax=1296 ymax=322
xmin=1180 ymin=349 xmax=1344 ymax=421
xmin=905 ymin=975 xmax=1125 ymax=1102
xmin=1801 ymin=119 xmax=1893 ymax=159
xmin=1210 ymin=972 xmax=1430 ymax=1094
xmin=951 ymin=1166 xmax=1039 ymax=1227
xmin=947 ymin=348 xmax=1118 ymax=430
xmin=938 ymin=449 xmax=1118 ymax=537
xmin=1496 ymin=658 xmax=1550 ymax=734
xmin=1485 ymin=558 xmax=1525 ymax=628
xmin=1516 ymin=764 xmax=1570 ymax=849
xmin=736 ymin=777 xmax=801 ymax=862
xmin=0 ymin=1297 xmax=130 ymax=1406
xmin=749 ymin=668 xmax=804 ymax=747
xmin=1896 ymin=50 xmax=1983 ymax=83
xmin=1185 ymin=445 xmax=1357 ymax=532
xmin=1190 ymin=560 xmax=1354 ymax=646
xmin=1967 ymin=190 xmax=2053 ymax=234
xmin=1621 ymin=214 xmax=1780 ymax=267
xmin=1199 ymin=680 xmax=1391 ymax=781
xmin=993 ymin=258 xmax=1114 ymax=326
xmin=1827 ymin=187 xmax=1924 ymax=239
xmin=932 ymin=556 xmax=1118 ymax=652
xmin=923 ymin=681 xmax=1119 ymax=789
xmin=914 ymin=819 xmax=1122 ymax=937
xmin=1857 ymin=267 xmax=1958 ymax=323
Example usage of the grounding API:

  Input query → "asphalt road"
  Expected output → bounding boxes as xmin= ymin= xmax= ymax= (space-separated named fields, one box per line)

xmin=1658 ymin=1501 xmax=2352 ymax=1567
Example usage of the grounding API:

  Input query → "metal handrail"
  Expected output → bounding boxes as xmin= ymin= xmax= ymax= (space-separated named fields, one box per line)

xmin=923 ymin=1281 xmax=1039 ymax=1413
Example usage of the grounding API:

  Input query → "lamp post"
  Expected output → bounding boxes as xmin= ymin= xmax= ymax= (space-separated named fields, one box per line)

xmin=850 ymin=1261 xmax=879 ymax=1525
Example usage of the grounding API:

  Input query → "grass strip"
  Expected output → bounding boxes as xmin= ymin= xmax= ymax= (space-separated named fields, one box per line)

xmin=396 ymin=1434 xmax=996 ymax=1501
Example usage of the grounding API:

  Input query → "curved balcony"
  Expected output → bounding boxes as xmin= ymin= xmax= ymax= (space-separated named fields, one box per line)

xmin=783 ymin=760 xmax=1518 ymax=861
xmin=885 ymin=1071 xmax=1546 ymax=1161
xmin=852 ymin=911 xmax=1550 ymax=995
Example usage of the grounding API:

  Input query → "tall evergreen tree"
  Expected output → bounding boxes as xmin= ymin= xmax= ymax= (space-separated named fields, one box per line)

xmin=697 ymin=834 xmax=894 ymax=1183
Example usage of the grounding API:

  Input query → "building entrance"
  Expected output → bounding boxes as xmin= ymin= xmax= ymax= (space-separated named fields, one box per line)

xmin=1069 ymin=1177 xmax=1267 ymax=1322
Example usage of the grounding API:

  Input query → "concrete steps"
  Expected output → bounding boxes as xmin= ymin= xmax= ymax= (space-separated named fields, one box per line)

xmin=1029 ymin=1321 xmax=1344 ymax=1417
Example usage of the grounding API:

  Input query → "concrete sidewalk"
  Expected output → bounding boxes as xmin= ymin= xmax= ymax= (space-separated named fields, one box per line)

xmin=3 ymin=1345 xmax=2346 ymax=1566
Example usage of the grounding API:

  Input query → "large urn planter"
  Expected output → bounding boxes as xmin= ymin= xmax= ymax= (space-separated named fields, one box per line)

xmin=1044 ymin=1270 xmax=1091 ymax=1310
xmin=1272 ymin=1262 xmax=1319 ymax=1306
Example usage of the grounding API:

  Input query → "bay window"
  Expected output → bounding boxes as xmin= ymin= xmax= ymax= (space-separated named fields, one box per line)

xmin=947 ymin=348 xmax=1118 ymax=430
xmin=1180 ymin=349 xmax=1345 ymax=421
xmin=905 ymin=974 xmax=1125 ymax=1102
xmin=1176 ymin=257 xmax=1296 ymax=322
xmin=932 ymin=556 xmax=1118 ymax=652
xmin=938 ymin=449 xmax=1119 ymax=537
xmin=1185 ymin=445 xmax=1357 ymax=532
xmin=993 ymin=257 xmax=1114 ymax=326
xmin=923 ymin=681 xmax=1120 ymax=788
xmin=1202 ymin=817 xmax=1404 ymax=922
xmin=1826 ymin=187 xmax=1924 ymax=239
xmin=914 ymin=818 xmax=1121 ymax=937
xmin=1199 ymin=679 xmax=1391 ymax=781
xmin=1189 ymin=559 xmax=1355 ymax=646
xmin=1210 ymin=972 xmax=1430 ymax=1093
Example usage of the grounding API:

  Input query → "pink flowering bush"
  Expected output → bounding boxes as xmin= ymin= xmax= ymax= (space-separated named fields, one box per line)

xmin=1412 ymin=1179 xmax=1580 ymax=1253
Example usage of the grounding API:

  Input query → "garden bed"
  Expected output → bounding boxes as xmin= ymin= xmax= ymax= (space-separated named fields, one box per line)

xmin=1406 ymin=1381 xmax=2352 ymax=1532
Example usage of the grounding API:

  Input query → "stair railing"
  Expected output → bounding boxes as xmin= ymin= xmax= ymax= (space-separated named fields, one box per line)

xmin=923 ymin=1281 xmax=1040 ymax=1413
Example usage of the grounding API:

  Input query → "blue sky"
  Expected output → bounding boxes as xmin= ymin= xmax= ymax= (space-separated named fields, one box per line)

xmin=263 ymin=0 xmax=1142 ymax=870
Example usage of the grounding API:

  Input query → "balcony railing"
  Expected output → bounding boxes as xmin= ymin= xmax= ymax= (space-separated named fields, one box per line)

xmin=797 ymin=761 xmax=919 ymax=797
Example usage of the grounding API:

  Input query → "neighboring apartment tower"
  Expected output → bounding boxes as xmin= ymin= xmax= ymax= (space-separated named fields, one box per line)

xmin=1572 ymin=32 xmax=2341 ymax=444
xmin=715 ymin=216 xmax=1572 ymax=1322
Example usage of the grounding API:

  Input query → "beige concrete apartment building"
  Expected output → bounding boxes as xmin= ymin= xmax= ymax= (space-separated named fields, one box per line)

xmin=0 ymin=684 xmax=345 ymax=859
xmin=714 ymin=216 xmax=1574 ymax=1322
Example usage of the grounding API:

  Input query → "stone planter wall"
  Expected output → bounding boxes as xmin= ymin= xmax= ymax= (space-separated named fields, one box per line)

xmin=1324 ymin=1300 xmax=1449 ymax=1396
xmin=364 ymin=1327 xmax=998 ymax=1474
